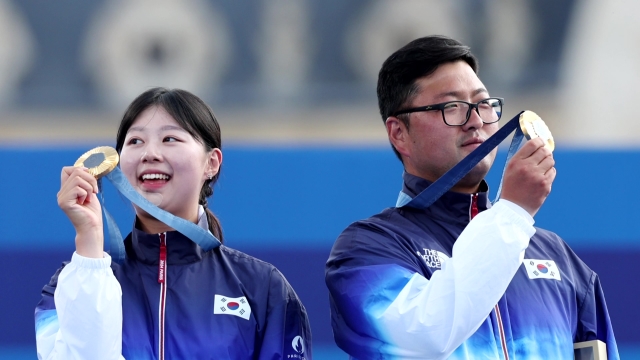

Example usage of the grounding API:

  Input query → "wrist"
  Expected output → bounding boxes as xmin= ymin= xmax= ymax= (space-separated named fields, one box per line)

xmin=75 ymin=227 xmax=104 ymax=258
xmin=497 ymin=199 xmax=535 ymax=225
xmin=499 ymin=194 xmax=537 ymax=217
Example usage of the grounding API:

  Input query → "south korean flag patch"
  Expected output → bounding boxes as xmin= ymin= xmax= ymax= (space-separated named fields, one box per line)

xmin=214 ymin=295 xmax=252 ymax=320
xmin=523 ymin=259 xmax=561 ymax=281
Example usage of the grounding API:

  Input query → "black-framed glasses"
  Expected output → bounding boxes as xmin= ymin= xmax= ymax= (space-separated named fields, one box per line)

xmin=392 ymin=97 xmax=504 ymax=126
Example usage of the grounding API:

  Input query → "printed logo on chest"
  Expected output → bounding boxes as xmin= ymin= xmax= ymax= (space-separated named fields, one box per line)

xmin=416 ymin=248 xmax=450 ymax=269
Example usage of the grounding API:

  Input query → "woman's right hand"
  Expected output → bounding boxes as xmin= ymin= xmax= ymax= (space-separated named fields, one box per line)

xmin=57 ymin=166 xmax=104 ymax=258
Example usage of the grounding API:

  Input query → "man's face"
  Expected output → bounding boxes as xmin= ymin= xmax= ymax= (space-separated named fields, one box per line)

xmin=388 ymin=60 xmax=499 ymax=193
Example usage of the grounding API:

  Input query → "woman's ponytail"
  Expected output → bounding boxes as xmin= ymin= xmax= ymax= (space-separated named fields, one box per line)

xmin=199 ymin=178 xmax=224 ymax=243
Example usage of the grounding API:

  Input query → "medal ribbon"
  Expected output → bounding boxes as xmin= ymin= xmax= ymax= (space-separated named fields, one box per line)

xmin=395 ymin=111 xmax=525 ymax=209
xmin=101 ymin=167 xmax=221 ymax=263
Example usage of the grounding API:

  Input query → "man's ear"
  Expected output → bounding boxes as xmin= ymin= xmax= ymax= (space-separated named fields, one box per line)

xmin=386 ymin=116 xmax=411 ymax=158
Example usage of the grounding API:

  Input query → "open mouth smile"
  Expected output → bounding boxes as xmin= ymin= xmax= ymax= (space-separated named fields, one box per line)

xmin=140 ymin=173 xmax=171 ymax=181
xmin=139 ymin=172 xmax=172 ymax=190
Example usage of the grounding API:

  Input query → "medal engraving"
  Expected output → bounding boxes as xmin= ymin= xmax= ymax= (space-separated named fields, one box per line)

xmin=519 ymin=110 xmax=555 ymax=152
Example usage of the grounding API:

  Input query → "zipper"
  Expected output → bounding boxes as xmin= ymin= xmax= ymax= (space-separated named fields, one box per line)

xmin=158 ymin=233 xmax=167 ymax=360
xmin=494 ymin=305 xmax=510 ymax=360
xmin=470 ymin=193 xmax=479 ymax=219
xmin=470 ymin=195 xmax=509 ymax=358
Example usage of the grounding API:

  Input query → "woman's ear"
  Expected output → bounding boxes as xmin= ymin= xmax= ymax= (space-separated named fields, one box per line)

xmin=205 ymin=148 xmax=223 ymax=180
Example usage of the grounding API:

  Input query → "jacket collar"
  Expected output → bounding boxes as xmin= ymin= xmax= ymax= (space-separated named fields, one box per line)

xmin=401 ymin=172 xmax=491 ymax=225
xmin=125 ymin=206 xmax=211 ymax=265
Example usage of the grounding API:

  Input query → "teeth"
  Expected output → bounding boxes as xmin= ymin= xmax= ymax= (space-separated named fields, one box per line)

xmin=141 ymin=173 xmax=170 ymax=180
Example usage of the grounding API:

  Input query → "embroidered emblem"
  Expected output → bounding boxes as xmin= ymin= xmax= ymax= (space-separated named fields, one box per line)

xmin=213 ymin=295 xmax=251 ymax=320
xmin=523 ymin=259 xmax=561 ymax=281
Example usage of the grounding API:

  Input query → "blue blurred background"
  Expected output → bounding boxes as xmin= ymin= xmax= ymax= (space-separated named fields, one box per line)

xmin=1 ymin=0 xmax=639 ymax=358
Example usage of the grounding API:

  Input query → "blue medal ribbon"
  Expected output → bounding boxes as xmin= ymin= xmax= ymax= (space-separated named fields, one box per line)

xmin=396 ymin=111 xmax=525 ymax=209
xmin=100 ymin=167 xmax=221 ymax=263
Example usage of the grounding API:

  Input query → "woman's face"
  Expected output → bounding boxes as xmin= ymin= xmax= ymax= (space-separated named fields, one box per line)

xmin=120 ymin=105 xmax=221 ymax=223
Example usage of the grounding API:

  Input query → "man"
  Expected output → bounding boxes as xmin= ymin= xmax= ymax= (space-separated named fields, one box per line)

xmin=325 ymin=35 xmax=618 ymax=359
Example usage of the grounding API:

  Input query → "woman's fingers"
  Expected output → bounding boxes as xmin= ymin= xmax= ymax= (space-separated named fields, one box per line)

xmin=59 ymin=167 xmax=99 ymax=205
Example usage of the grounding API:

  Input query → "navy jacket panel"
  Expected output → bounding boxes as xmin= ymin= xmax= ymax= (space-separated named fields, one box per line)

xmin=37 ymin=225 xmax=312 ymax=360
xmin=326 ymin=172 xmax=618 ymax=359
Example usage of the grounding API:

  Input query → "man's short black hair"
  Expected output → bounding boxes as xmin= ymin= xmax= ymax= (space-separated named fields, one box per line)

xmin=377 ymin=35 xmax=478 ymax=160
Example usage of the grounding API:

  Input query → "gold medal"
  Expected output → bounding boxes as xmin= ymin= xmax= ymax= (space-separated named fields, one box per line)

xmin=74 ymin=146 xmax=119 ymax=178
xmin=519 ymin=110 xmax=554 ymax=152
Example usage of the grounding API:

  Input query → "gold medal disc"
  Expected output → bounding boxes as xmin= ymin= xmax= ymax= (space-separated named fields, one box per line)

xmin=519 ymin=111 xmax=555 ymax=152
xmin=74 ymin=146 xmax=119 ymax=178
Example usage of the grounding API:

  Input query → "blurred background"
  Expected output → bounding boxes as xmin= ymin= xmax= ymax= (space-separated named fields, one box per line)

xmin=1 ymin=0 xmax=639 ymax=358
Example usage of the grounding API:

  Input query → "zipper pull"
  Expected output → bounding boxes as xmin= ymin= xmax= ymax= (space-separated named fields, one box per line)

xmin=471 ymin=193 xmax=479 ymax=219
xmin=158 ymin=233 xmax=167 ymax=284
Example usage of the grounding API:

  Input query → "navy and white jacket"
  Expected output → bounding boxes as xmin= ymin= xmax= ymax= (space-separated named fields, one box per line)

xmin=326 ymin=173 xmax=618 ymax=359
xmin=35 ymin=209 xmax=312 ymax=360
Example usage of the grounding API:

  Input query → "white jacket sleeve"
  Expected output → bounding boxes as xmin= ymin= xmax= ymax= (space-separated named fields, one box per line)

xmin=377 ymin=200 xmax=535 ymax=359
xmin=36 ymin=252 xmax=124 ymax=360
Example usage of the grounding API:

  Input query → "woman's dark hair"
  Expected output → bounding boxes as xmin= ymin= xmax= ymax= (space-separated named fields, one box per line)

xmin=377 ymin=35 xmax=479 ymax=161
xmin=115 ymin=87 xmax=224 ymax=242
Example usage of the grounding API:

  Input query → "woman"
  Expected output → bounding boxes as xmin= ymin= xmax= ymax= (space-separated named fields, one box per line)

xmin=35 ymin=88 xmax=312 ymax=359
